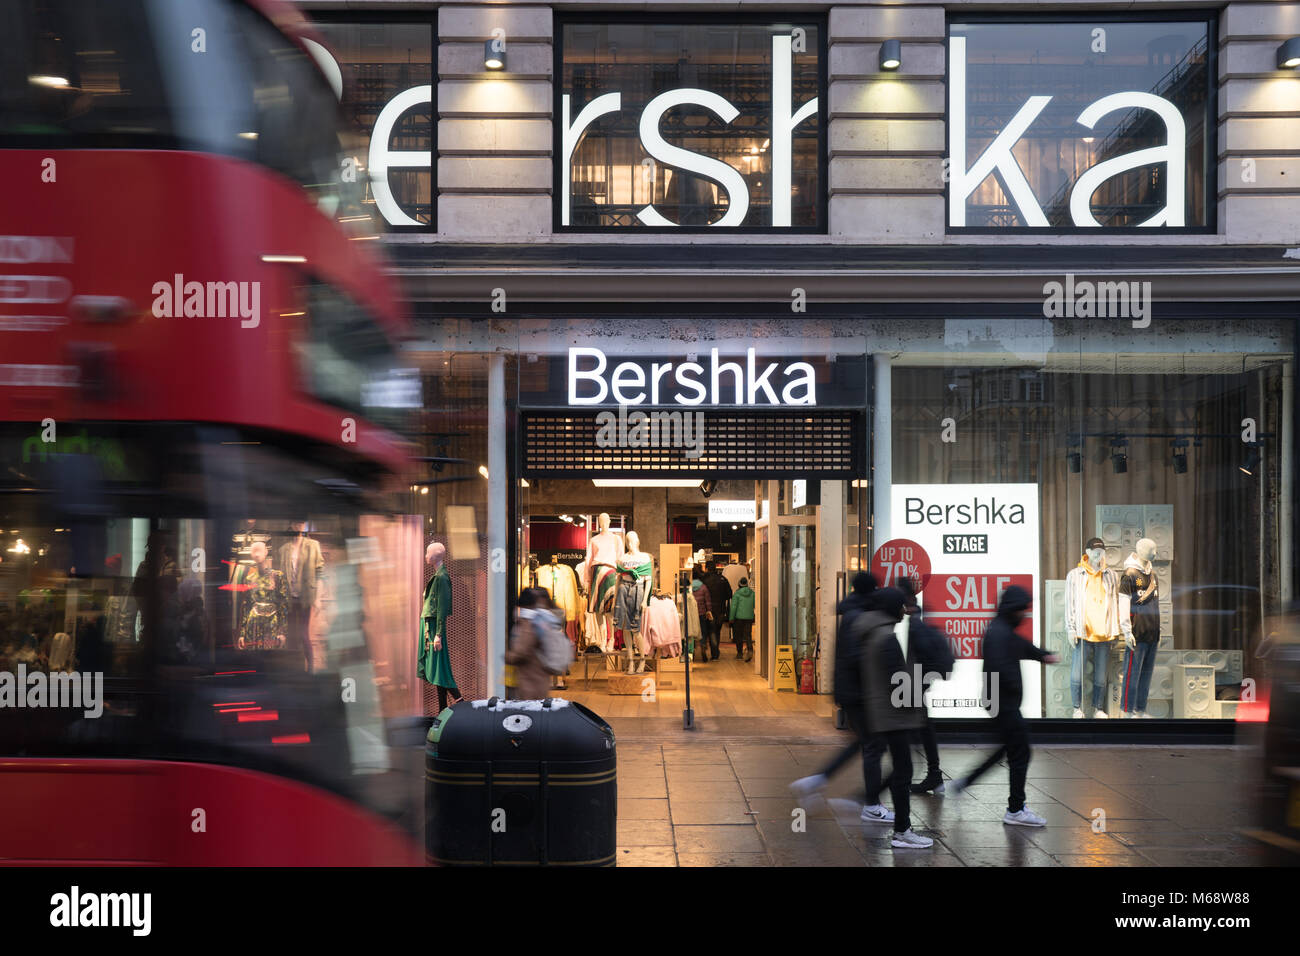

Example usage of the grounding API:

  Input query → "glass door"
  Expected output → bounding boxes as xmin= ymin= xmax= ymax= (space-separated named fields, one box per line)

xmin=779 ymin=524 xmax=817 ymax=680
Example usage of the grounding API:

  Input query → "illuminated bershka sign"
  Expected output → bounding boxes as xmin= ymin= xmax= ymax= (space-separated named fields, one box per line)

xmin=568 ymin=348 xmax=817 ymax=406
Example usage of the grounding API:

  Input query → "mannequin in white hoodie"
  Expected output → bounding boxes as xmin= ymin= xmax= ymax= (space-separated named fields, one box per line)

xmin=1119 ymin=538 xmax=1160 ymax=717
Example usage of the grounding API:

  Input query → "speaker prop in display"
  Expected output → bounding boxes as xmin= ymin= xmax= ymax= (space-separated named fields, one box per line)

xmin=1172 ymin=664 xmax=1216 ymax=719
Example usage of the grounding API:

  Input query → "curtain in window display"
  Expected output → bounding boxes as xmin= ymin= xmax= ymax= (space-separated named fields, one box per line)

xmin=890 ymin=365 xmax=1284 ymax=668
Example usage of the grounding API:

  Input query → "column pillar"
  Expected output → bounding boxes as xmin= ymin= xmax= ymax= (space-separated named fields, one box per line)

xmin=487 ymin=353 xmax=507 ymax=696
xmin=872 ymin=352 xmax=892 ymax=549
xmin=817 ymin=480 xmax=844 ymax=693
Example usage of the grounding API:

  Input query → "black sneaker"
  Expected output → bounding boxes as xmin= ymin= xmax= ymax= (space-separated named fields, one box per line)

xmin=909 ymin=774 xmax=946 ymax=795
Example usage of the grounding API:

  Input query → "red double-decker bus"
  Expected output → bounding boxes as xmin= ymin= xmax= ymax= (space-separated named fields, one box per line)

xmin=0 ymin=0 xmax=425 ymax=864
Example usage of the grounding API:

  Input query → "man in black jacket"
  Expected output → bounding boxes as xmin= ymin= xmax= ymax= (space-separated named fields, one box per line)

xmin=858 ymin=587 xmax=933 ymax=848
xmin=790 ymin=573 xmax=877 ymax=802
xmin=899 ymin=577 xmax=955 ymax=794
xmin=701 ymin=562 xmax=732 ymax=661
xmin=950 ymin=584 xmax=1059 ymax=826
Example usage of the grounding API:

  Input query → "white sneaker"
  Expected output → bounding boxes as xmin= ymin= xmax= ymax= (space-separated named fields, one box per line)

xmin=861 ymin=803 xmax=895 ymax=823
xmin=789 ymin=774 xmax=828 ymax=809
xmin=1072 ymin=708 xmax=1085 ymax=719
xmin=1094 ymin=710 xmax=1108 ymax=719
xmin=948 ymin=776 xmax=969 ymax=796
xmin=1003 ymin=806 xmax=1047 ymax=827
xmin=891 ymin=828 xmax=934 ymax=849
xmin=1138 ymin=711 xmax=1151 ymax=718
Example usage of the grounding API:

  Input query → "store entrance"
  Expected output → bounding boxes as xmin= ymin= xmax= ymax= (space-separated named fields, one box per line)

xmin=514 ymin=479 xmax=832 ymax=725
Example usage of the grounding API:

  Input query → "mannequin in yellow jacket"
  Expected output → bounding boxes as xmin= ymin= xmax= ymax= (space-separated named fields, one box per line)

xmin=1064 ymin=537 xmax=1133 ymax=718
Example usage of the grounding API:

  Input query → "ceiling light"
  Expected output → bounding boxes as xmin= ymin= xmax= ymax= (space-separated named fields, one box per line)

xmin=1171 ymin=439 xmax=1188 ymax=475
xmin=478 ymin=465 xmax=489 ymax=479
xmin=1241 ymin=443 xmax=1261 ymax=476
xmin=879 ymin=39 xmax=901 ymax=72
xmin=28 ymin=74 xmax=69 ymax=88
xmin=1110 ymin=438 xmax=1128 ymax=475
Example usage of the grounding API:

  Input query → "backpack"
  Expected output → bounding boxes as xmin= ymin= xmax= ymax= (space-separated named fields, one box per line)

xmin=532 ymin=609 xmax=573 ymax=676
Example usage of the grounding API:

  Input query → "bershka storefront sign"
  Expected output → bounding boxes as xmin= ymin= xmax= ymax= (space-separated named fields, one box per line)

xmin=567 ymin=347 xmax=818 ymax=406
xmin=892 ymin=484 xmax=1042 ymax=718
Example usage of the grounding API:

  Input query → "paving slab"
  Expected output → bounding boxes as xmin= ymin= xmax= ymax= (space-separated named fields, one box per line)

xmin=672 ymin=824 xmax=765 ymax=854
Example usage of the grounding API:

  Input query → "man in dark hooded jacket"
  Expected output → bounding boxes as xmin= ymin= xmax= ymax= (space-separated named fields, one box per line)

xmin=899 ymin=577 xmax=955 ymax=794
xmin=951 ymin=584 xmax=1059 ymax=827
xmin=790 ymin=573 xmax=877 ymax=801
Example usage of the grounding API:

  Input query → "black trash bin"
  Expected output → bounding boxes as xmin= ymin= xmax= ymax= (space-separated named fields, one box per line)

xmin=426 ymin=697 xmax=616 ymax=866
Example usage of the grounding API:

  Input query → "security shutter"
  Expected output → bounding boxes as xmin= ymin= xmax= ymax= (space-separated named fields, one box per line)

xmin=521 ymin=409 xmax=864 ymax=479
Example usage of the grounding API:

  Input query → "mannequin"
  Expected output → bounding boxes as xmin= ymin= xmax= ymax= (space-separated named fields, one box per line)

xmin=419 ymin=542 xmax=459 ymax=711
xmin=585 ymin=513 xmax=624 ymax=653
xmin=237 ymin=540 xmax=287 ymax=651
xmin=1119 ymin=537 xmax=1159 ymax=718
xmin=279 ymin=519 xmax=324 ymax=673
xmin=614 ymin=531 xmax=654 ymax=674
xmin=1064 ymin=536 xmax=1128 ymax=718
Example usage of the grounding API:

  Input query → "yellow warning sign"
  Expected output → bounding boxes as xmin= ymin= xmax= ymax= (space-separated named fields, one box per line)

xmin=775 ymin=644 xmax=796 ymax=691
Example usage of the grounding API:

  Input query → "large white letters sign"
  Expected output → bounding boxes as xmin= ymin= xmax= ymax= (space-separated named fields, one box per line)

xmin=561 ymin=34 xmax=817 ymax=227
xmin=307 ymin=41 xmax=431 ymax=228
xmin=948 ymin=35 xmax=1187 ymax=229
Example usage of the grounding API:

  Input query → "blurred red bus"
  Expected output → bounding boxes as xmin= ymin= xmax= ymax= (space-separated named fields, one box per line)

xmin=0 ymin=0 xmax=425 ymax=864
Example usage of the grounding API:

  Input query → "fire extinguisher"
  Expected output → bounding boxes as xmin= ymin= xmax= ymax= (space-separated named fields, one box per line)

xmin=799 ymin=655 xmax=817 ymax=695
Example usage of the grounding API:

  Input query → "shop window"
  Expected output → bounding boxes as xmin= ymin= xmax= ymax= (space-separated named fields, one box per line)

xmin=891 ymin=351 xmax=1286 ymax=720
xmin=558 ymin=18 xmax=824 ymax=230
xmin=948 ymin=17 xmax=1214 ymax=230
xmin=311 ymin=20 xmax=433 ymax=230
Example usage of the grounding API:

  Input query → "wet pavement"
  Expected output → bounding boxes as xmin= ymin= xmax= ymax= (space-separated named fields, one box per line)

xmin=614 ymin=739 xmax=1271 ymax=866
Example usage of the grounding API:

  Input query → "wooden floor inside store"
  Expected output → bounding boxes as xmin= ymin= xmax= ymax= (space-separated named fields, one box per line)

xmin=556 ymin=645 xmax=835 ymax=720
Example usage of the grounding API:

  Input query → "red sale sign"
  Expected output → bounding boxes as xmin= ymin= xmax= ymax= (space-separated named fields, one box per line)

xmin=870 ymin=539 xmax=932 ymax=592
xmin=926 ymin=573 xmax=1034 ymax=659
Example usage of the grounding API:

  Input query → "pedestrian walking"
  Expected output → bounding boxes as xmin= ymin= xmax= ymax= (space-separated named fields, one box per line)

xmin=729 ymin=577 xmax=756 ymax=661
xmin=899 ymin=577 xmax=955 ymax=794
xmin=789 ymin=572 xmax=878 ymax=803
xmin=950 ymin=585 xmax=1059 ymax=826
xmin=702 ymin=561 xmax=731 ymax=661
xmin=506 ymin=588 xmax=553 ymax=700
xmin=690 ymin=572 xmax=714 ymax=663
xmin=859 ymin=587 xmax=932 ymax=848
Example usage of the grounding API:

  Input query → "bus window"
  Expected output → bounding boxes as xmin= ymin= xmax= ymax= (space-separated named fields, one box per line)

xmin=0 ymin=0 xmax=175 ymax=148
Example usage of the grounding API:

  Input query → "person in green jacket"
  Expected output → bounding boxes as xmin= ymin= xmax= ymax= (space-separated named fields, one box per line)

xmin=419 ymin=542 xmax=459 ymax=711
xmin=729 ymin=578 xmax=756 ymax=662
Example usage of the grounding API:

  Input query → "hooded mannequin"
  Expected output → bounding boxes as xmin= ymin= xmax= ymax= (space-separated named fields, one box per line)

xmin=1064 ymin=537 xmax=1130 ymax=718
xmin=585 ymin=513 xmax=624 ymax=652
xmin=1119 ymin=537 xmax=1160 ymax=717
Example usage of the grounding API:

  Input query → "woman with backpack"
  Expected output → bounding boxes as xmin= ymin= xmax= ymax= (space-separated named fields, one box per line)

xmin=507 ymin=588 xmax=571 ymax=699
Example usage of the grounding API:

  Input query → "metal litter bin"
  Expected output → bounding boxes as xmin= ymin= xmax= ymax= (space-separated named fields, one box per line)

xmin=426 ymin=697 xmax=617 ymax=866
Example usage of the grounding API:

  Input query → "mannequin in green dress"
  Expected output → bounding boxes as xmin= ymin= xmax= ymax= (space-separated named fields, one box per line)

xmin=419 ymin=542 xmax=459 ymax=710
